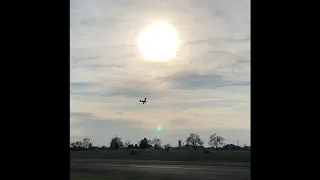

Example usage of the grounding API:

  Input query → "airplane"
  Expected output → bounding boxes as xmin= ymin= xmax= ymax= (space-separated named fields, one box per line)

xmin=140 ymin=98 xmax=147 ymax=104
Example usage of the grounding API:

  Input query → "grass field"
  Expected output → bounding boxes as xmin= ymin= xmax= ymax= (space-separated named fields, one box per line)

xmin=70 ymin=164 xmax=250 ymax=180
xmin=71 ymin=172 xmax=164 ymax=180
xmin=71 ymin=172 xmax=158 ymax=180
xmin=70 ymin=149 xmax=250 ymax=163
xmin=71 ymin=159 xmax=250 ymax=167
xmin=70 ymin=149 xmax=250 ymax=180
xmin=71 ymin=171 xmax=205 ymax=180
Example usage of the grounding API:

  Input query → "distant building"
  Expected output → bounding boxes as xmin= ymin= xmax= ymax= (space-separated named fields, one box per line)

xmin=176 ymin=145 xmax=205 ymax=150
xmin=223 ymin=144 xmax=240 ymax=149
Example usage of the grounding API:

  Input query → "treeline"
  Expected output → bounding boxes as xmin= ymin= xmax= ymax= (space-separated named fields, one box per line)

xmin=70 ymin=133 xmax=250 ymax=151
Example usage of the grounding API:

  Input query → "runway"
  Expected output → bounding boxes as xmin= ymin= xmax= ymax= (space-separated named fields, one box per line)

xmin=71 ymin=162 xmax=250 ymax=180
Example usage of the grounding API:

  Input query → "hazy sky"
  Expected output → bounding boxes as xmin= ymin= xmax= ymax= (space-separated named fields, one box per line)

xmin=70 ymin=0 xmax=250 ymax=147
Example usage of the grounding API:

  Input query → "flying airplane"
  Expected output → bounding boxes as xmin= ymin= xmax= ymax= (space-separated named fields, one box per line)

xmin=140 ymin=98 xmax=147 ymax=104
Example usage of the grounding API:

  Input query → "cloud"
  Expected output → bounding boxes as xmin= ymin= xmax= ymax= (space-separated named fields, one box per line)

xmin=168 ymin=119 xmax=190 ymax=126
xmin=70 ymin=0 xmax=250 ymax=146
xmin=183 ymin=36 xmax=250 ymax=47
xmin=71 ymin=82 xmax=98 ymax=91
xmin=70 ymin=112 xmax=144 ymax=141
xmin=70 ymin=112 xmax=250 ymax=147
xmin=163 ymin=71 xmax=250 ymax=90
xmin=103 ymin=88 xmax=154 ymax=98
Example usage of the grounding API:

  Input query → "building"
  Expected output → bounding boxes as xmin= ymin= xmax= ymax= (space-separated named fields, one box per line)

xmin=223 ymin=144 xmax=240 ymax=149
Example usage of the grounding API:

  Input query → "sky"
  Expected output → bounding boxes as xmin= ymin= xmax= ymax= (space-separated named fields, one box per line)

xmin=70 ymin=0 xmax=250 ymax=147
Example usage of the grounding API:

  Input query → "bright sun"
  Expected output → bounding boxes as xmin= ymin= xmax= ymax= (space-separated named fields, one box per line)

xmin=138 ymin=21 xmax=180 ymax=61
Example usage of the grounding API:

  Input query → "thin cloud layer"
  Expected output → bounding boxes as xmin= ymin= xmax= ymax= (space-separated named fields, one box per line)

xmin=70 ymin=0 xmax=250 ymax=146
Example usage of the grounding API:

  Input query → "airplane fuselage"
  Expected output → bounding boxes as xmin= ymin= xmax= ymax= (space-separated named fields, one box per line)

xmin=140 ymin=98 xmax=147 ymax=104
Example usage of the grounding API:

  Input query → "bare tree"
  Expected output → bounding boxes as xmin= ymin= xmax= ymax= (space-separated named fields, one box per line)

xmin=75 ymin=141 xmax=83 ymax=148
xmin=82 ymin=137 xmax=90 ymax=148
xmin=163 ymin=143 xmax=171 ymax=151
xmin=70 ymin=142 xmax=76 ymax=148
xmin=163 ymin=144 xmax=171 ymax=148
xmin=125 ymin=140 xmax=131 ymax=147
xmin=186 ymin=133 xmax=204 ymax=149
xmin=110 ymin=135 xmax=124 ymax=149
xmin=209 ymin=133 xmax=225 ymax=149
xmin=151 ymin=138 xmax=162 ymax=149
xmin=138 ymin=138 xmax=152 ymax=149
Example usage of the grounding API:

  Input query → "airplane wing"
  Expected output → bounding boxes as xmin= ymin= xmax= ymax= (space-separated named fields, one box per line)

xmin=144 ymin=98 xmax=146 ymax=101
xmin=143 ymin=102 xmax=145 ymax=104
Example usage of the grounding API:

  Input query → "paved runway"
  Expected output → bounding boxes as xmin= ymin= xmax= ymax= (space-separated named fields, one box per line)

xmin=71 ymin=163 xmax=250 ymax=180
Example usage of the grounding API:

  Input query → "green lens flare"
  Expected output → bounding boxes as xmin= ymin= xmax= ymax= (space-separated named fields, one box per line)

xmin=157 ymin=126 xmax=163 ymax=132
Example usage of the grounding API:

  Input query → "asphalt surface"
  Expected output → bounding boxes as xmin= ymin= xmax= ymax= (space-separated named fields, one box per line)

xmin=70 ymin=163 xmax=250 ymax=180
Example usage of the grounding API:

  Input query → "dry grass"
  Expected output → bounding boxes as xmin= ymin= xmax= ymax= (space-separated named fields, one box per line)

xmin=70 ymin=149 xmax=250 ymax=163
xmin=71 ymin=159 xmax=250 ymax=167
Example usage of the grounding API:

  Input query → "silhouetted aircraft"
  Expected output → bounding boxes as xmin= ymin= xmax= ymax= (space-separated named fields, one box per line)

xmin=140 ymin=98 xmax=147 ymax=104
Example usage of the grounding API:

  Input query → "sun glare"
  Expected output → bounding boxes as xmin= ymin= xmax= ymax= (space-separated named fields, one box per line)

xmin=138 ymin=21 xmax=180 ymax=61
